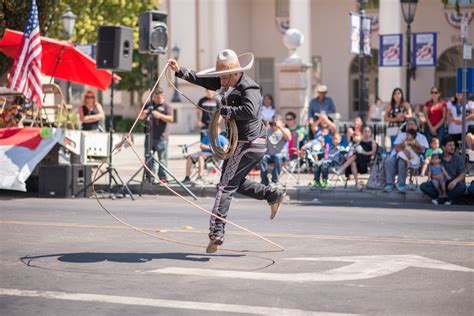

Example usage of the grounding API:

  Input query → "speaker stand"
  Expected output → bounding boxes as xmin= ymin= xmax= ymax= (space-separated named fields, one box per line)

xmin=126 ymin=108 xmax=197 ymax=200
xmin=75 ymin=72 xmax=134 ymax=200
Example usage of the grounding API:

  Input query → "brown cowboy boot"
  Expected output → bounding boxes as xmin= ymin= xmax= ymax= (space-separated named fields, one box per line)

xmin=268 ymin=190 xmax=285 ymax=220
xmin=206 ymin=235 xmax=224 ymax=253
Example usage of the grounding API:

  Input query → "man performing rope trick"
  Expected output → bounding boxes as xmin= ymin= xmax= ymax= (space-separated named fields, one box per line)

xmin=168 ymin=49 xmax=285 ymax=253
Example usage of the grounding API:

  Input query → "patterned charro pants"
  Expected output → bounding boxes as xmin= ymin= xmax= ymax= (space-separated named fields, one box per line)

xmin=209 ymin=142 xmax=281 ymax=240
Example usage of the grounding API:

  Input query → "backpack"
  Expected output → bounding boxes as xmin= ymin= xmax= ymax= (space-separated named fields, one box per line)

xmin=366 ymin=153 xmax=386 ymax=190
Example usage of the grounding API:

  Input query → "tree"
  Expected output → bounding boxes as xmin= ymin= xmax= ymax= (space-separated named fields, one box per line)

xmin=1 ymin=0 xmax=160 ymax=97
xmin=0 ymin=0 xmax=61 ymax=83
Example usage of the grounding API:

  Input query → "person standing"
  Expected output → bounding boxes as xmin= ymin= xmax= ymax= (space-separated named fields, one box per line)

xmin=260 ymin=93 xmax=276 ymax=124
xmin=384 ymin=88 xmax=412 ymax=145
xmin=79 ymin=90 xmax=104 ymax=131
xmin=168 ymin=49 xmax=285 ymax=253
xmin=308 ymin=84 xmax=336 ymax=124
xmin=196 ymin=89 xmax=217 ymax=140
xmin=139 ymin=87 xmax=174 ymax=183
xmin=368 ymin=97 xmax=384 ymax=122
xmin=423 ymin=86 xmax=446 ymax=144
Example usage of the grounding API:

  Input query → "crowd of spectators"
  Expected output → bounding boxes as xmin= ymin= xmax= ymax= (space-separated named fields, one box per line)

xmin=255 ymin=85 xmax=474 ymax=205
xmin=185 ymin=84 xmax=474 ymax=205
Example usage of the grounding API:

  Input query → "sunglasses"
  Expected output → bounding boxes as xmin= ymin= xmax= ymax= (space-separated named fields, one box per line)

xmin=431 ymin=91 xmax=439 ymax=94
xmin=85 ymin=96 xmax=94 ymax=99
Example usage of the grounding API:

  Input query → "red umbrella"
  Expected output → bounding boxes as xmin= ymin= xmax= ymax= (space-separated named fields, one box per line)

xmin=0 ymin=29 xmax=120 ymax=90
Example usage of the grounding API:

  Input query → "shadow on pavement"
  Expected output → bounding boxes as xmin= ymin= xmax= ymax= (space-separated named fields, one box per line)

xmin=20 ymin=252 xmax=243 ymax=265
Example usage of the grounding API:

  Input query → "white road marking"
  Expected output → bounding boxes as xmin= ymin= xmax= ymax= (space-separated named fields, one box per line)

xmin=0 ymin=288 xmax=357 ymax=316
xmin=151 ymin=255 xmax=473 ymax=282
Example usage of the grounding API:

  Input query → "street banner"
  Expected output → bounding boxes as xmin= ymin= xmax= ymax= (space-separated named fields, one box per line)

xmin=363 ymin=17 xmax=372 ymax=56
xmin=413 ymin=32 xmax=437 ymax=67
xmin=350 ymin=12 xmax=372 ymax=55
xmin=350 ymin=12 xmax=361 ymax=54
xmin=0 ymin=127 xmax=61 ymax=191
xmin=379 ymin=34 xmax=402 ymax=67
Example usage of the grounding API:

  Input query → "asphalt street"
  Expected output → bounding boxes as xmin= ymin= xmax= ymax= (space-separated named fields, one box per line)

xmin=1 ymin=195 xmax=473 ymax=315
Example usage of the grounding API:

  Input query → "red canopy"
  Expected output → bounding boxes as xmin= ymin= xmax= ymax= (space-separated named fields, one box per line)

xmin=0 ymin=29 xmax=120 ymax=90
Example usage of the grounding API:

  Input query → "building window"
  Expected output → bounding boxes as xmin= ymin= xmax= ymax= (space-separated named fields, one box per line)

xmin=349 ymin=50 xmax=379 ymax=118
xmin=443 ymin=0 xmax=474 ymax=8
xmin=255 ymin=58 xmax=275 ymax=98
xmin=275 ymin=0 xmax=289 ymax=17
xmin=365 ymin=0 xmax=379 ymax=10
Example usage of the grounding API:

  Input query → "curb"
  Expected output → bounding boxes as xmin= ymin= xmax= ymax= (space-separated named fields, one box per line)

xmin=100 ymin=183 xmax=449 ymax=204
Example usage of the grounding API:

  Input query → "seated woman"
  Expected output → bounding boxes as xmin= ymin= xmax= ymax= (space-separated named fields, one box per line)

xmin=335 ymin=126 xmax=377 ymax=190
xmin=79 ymin=90 xmax=104 ymax=131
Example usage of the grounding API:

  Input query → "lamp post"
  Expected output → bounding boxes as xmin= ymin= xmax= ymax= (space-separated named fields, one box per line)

xmin=171 ymin=45 xmax=182 ymax=102
xmin=61 ymin=6 xmax=77 ymax=104
xmin=358 ymin=0 xmax=368 ymax=121
xmin=400 ymin=0 xmax=418 ymax=103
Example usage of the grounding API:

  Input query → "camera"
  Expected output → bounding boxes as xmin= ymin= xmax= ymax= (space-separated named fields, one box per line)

xmin=269 ymin=122 xmax=276 ymax=127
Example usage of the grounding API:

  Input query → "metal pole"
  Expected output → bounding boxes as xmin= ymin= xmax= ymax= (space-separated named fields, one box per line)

xmin=461 ymin=58 xmax=467 ymax=163
xmin=108 ymin=72 xmax=115 ymax=188
xmin=461 ymin=16 xmax=470 ymax=170
xmin=406 ymin=22 xmax=412 ymax=102
xmin=359 ymin=0 xmax=365 ymax=120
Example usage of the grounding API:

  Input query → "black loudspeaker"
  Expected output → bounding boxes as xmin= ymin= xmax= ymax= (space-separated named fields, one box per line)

xmin=39 ymin=164 xmax=92 ymax=198
xmin=71 ymin=165 xmax=93 ymax=198
xmin=96 ymin=26 xmax=133 ymax=71
xmin=139 ymin=10 xmax=168 ymax=54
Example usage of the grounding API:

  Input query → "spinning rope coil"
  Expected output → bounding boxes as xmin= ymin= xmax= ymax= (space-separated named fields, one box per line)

xmin=92 ymin=62 xmax=284 ymax=253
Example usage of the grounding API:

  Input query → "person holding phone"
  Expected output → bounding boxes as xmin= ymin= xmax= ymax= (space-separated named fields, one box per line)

xmin=259 ymin=114 xmax=291 ymax=186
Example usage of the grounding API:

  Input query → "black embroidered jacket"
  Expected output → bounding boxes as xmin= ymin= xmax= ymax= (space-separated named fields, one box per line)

xmin=176 ymin=67 xmax=266 ymax=142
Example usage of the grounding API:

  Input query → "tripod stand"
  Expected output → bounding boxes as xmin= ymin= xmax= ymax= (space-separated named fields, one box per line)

xmin=126 ymin=104 xmax=197 ymax=200
xmin=74 ymin=72 xmax=134 ymax=200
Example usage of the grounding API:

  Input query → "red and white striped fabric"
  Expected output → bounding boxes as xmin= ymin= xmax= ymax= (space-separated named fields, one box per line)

xmin=8 ymin=0 xmax=43 ymax=108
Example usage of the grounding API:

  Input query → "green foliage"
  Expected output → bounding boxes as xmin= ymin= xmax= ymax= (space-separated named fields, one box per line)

xmin=114 ymin=117 xmax=138 ymax=133
xmin=1 ymin=0 xmax=160 ymax=95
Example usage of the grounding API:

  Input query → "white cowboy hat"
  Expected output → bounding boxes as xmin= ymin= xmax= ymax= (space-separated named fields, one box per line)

xmin=316 ymin=84 xmax=328 ymax=93
xmin=196 ymin=49 xmax=254 ymax=78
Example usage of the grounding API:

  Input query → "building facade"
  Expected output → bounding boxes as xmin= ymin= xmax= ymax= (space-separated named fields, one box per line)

xmin=155 ymin=0 xmax=474 ymax=122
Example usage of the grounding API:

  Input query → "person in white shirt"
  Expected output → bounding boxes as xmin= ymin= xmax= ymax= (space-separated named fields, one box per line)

xmin=447 ymin=93 xmax=467 ymax=144
xmin=448 ymin=93 xmax=474 ymax=153
xmin=260 ymin=93 xmax=276 ymax=124
xmin=384 ymin=117 xmax=428 ymax=193
xmin=466 ymin=97 xmax=474 ymax=152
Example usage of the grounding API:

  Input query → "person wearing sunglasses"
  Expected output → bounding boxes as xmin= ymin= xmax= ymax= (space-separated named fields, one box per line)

xmin=423 ymin=86 xmax=446 ymax=144
xmin=79 ymin=90 xmax=104 ymax=131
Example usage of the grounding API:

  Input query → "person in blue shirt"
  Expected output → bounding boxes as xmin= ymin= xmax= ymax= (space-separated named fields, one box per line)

xmin=183 ymin=131 xmax=229 ymax=184
xmin=308 ymin=84 xmax=336 ymax=124
xmin=310 ymin=133 xmax=345 ymax=188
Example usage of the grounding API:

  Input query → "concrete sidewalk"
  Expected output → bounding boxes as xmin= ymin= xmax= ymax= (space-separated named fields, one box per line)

xmin=95 ymin=133 xmax=473 ymax=205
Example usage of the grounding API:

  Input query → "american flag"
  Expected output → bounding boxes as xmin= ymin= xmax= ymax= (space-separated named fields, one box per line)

xmin=8 ymin=0 xmax=43 ymax=108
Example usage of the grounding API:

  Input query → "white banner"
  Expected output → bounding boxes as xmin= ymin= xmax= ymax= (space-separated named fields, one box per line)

xmin=0 ymin=127 xmax=61 ymax=191
xmin=350 ymin=12 xmax=372 ymax=56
